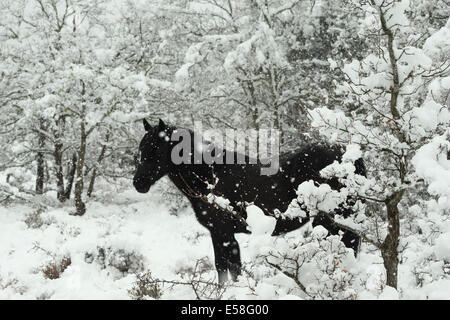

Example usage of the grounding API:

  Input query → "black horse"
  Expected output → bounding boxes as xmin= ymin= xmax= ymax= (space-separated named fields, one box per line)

xmin=133 ymin=119 xmax=365 ymax=283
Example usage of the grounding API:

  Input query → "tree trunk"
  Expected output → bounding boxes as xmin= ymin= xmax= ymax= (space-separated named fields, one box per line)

xmin=381 ymin=190 xmax=403 ymax=288
xmin=74 ymin=126 xmax=86 ymax=216
xmin=87 ymin=133 xmax=110 ymax=198
xmin=64 ymin=152 xmax=77 ymax=200
xmin=74 ymin=80 xmax=87 ymax=216
xmin=35 ymin=151 xmax=44 ymax=194
xmin=35 ymin=121 xmax=45 ymax=194
xmin=248 ymin=83 xmax=259 ymax=155
xmin=54 ymin=116 xmax=67 ymax=202
xmin=54 ymin=141 xmax=65 ymax=202
xmin=86 ymin=168 xmax=97 ymax=198
xmin=374 ymin=2 xmax=405 ymax=289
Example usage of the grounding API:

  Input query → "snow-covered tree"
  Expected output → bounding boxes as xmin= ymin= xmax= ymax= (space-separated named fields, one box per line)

xmin=281 ymin=0 xmax=449 ymax=289
xmin=0 ymin=0 xmax=159 ymax=212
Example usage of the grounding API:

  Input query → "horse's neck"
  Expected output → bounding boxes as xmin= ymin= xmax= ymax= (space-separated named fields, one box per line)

xmin=167 ymin=131 xmax=213 ymax=197
xmin=168 ymin=164 xmax=213 ymax=199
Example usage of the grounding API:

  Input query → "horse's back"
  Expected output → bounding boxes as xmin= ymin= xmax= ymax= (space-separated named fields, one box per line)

xmin=280 ymin=143 xmax=342 ymax=178
xmin=214 ymin=143 xmax=346 ymax=214
xmin=193 ymin=142 xmax=365 ymax=232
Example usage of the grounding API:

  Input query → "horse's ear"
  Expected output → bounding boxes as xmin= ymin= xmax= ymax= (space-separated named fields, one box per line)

xmin=158 ymin=119 xmax=166 ymax=131
xmin=143 ymin=118 xmax=151 ymax=131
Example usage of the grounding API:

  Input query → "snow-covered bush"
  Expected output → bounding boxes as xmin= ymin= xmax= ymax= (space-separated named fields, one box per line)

xmin=85 ymin=247 xmax=145 ymax=274
xmin=0 ymin=274 xmax=25 ymax=296
xmin=130 ymin=258 xmax=228 ymax=300
xmin=128 ymin=270 xmax=162 ymax=300
xmin=24 ymin=208 xmax=46 ymax=229
xmin=24 ymin=207 xmax=56 ymax=229
xmin=230 ymin=205 xmax=358 ymax=300
xmin=42 ymin=256 xmax=72 ymax=280
xmin=259 ymin=227 xmax=358 ymax=300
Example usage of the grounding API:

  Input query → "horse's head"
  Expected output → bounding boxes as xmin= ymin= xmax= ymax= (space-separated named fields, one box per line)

xmin=133 ymin=118 xmax=171 ymax=193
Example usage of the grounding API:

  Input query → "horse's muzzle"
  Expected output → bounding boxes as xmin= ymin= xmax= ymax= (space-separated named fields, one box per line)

xmin=133 ymin=177 xmax=151 ymax=193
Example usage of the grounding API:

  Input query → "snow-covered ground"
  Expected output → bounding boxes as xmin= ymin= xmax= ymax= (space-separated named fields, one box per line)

xmin=0 ymin=183 xmax=213 ymax=299
xmin=0 ymin=179 xmax=449 ymax=300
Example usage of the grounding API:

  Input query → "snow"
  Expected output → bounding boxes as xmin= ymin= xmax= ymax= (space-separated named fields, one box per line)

xmin=148 ymin=78 xmax=172 ymax=89
xmin=187 ymin=2 xmax=231 ymax=20
xmin=409 ymin=100 xmax=450 ymax=132
xmin=378 ymin=286 xmax=399 ymax=300
xmin=0 ymin=186 xmax=211 ymax=299
xmin=94 ymin=49 xmax=115 ymax=65
xmin=1 ymin=0 xmax=450 ymax=301
xmin=1 ymin=178 xmax=450 ymax=300
xmin=423 ymin=18 xmax=450 ymax=59
xmin=412 ymin=133 xmax=450 ymax=197
xmin=223 ymin=21 xmax=288 ymax=76
xmin=342 ymin=144 xmax=362 ymax=162
xmin=422 ymin=280 xmax=450 ymax=300
xmin=435 ymin=233 xmax=450 ymax=261
xmin=174 ymin=63 xmax=193 ymax=91
xmin=296 ymin=180 xmax=345 ymax=215
xmin=246 ymin=205 xmax=276 ymax=235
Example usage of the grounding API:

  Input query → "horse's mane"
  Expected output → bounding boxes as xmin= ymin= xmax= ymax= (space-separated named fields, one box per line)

xmin=165 ymin=125 xmax=357 ymax=173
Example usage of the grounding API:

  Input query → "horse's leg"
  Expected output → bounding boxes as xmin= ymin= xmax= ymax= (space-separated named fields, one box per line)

xmin=191 ymin=201 xmax=242 ymax=282
xmin=210 ymin=231 xmax=229 ymax=283
xmin=226 ymin=234 xmax=242 ymax=281
xmin=210 ymin=231 xmax=242 ymax=283
xmin=191 ymin=201 xmax=229 ymax=282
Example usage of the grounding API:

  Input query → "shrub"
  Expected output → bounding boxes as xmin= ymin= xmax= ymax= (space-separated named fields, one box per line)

xmin=85 ymin=247 xmax=145 ymax=274
xmin=128 ymin=270 xmax=162 ymax=300
xmin=42 ymin=256 xmax=72 ymax=280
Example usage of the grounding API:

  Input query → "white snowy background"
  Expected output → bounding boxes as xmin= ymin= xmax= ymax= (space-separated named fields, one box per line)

xmin=0 ymin=0 xmax=449 ymax=299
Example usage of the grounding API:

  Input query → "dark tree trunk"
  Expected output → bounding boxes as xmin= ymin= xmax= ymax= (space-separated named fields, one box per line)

xmin=247 ymin=81 xmax=259 ymax=155
xmin=74 ymin=125 xmax=86 ymax=216
xmin=87 ymin=133 xmax=110 ymax=198
xmin=35 ymin=121 xmax=46 ymax=194
xmin=64 ymin=152 xmax=77 ymax=200
xmin=54 ymin=116 xmax=67 ymax=202
xmin=54 ymin=142 xmax=66 ymax=202
xmin=74 ymin=80 xmax=87 ymax=216
xmin=86 ymin=169 xmax=96 ymax=198
xmin=35 ymin=152 xmax=44 ymax=194
xmin=381 ymin=190 xmax=403 ymax=288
